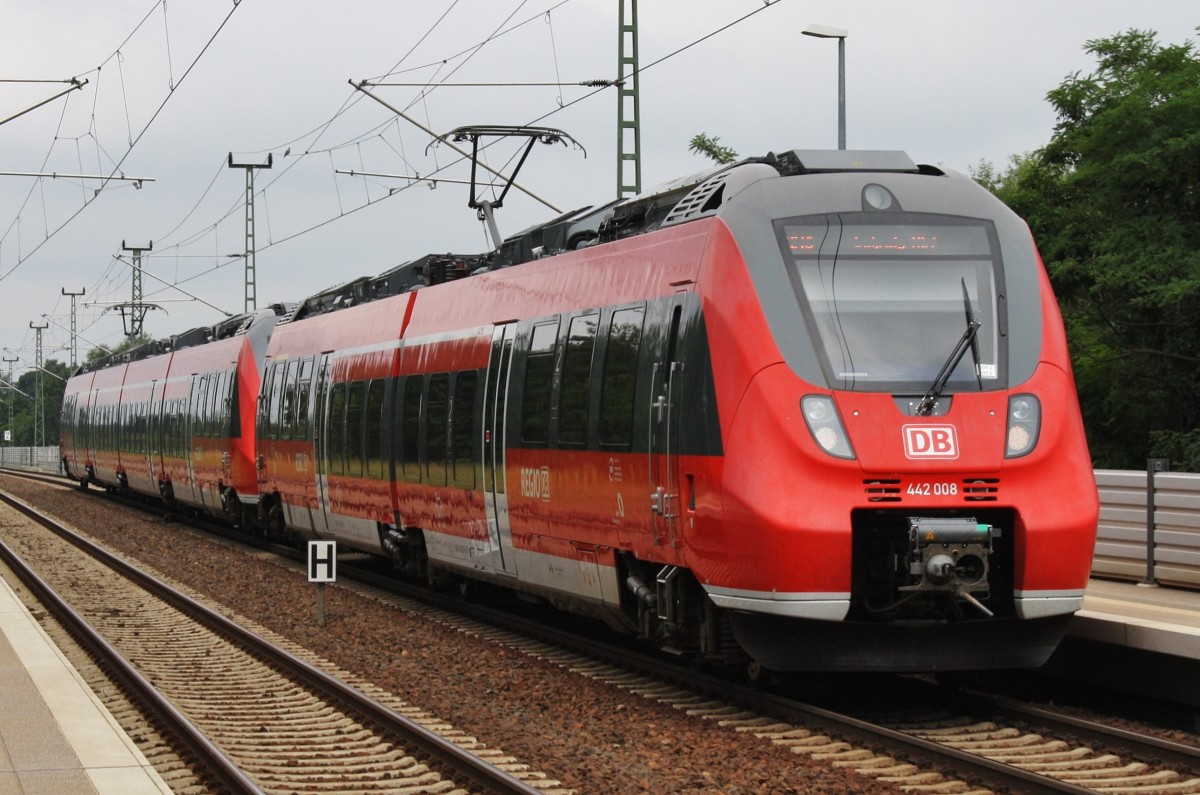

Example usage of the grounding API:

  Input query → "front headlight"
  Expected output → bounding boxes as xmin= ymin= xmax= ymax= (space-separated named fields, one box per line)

xmin=802 ymin=395 xmax=855 ymax=459
xmin=1005 ymin=394 xmax=1041 ymax=458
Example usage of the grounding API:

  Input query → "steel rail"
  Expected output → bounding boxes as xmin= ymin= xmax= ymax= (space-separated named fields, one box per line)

xmin=6 ymin=469 xmax=1186 ymax=793
xmin=442 ymin=598 xmax=1099 ymax=795
xmin=108 ymin=484 xmax=1105 ymax=795
xmin=0 ymin=488 xmax=545 ymax=795
xmin=0 ymin=532 xmax=262 ymax=792
xmin=942 ymin=685 xmax=1200 ymax=774
xmin=294 ymin=547 xmax=1103 ymax=795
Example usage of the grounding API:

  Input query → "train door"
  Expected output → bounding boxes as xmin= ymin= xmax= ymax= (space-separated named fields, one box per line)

xmin=180 ymin=375 xmax=199 ymax=507
xmin=86 ymin=388 xmax=99 ymax=476
xmin=481 ymin=324 xmax=519 ymax=576
xmin=147 ymin=380 xmax=161 ymax=486
xmin=313 ymin=353 xmax=334 ymax=534
xmin=648 ymin=301 xmax=685 ymax=549
xmin=284 ymin=356 xmax=320 ymax=534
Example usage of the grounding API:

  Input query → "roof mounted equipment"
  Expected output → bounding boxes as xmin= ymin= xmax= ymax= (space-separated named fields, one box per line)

xmin=428 ymin=125 xmax=584 ymax=250
xmin=773 ymin=149 xmax=919 ymax=176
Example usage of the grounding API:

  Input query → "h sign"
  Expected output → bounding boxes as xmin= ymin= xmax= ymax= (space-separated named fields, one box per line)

xmin=308 ymin=540 xmax=337 ymax=582
xmin=902 ymin=424 xmax=959 ymax=459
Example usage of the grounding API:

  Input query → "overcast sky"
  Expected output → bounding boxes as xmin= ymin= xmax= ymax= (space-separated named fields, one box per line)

xmin=1 ymin=1 xmax=1196 ymax=376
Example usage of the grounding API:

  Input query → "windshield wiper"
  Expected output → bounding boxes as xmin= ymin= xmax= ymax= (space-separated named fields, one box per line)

xmin=915 ymin=279 xmax=981 ymax=416
xmin=962 ymin=278 xmax=983 ymax=391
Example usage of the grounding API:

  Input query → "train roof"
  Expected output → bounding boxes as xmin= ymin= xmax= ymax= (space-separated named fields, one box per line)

xmin=74 ymin=303 xmax=292 ymax=376
xmin=271 ymin=148 xmax=946 ymax=325
xmin=76 ymin=149 xmax=948 ymax=350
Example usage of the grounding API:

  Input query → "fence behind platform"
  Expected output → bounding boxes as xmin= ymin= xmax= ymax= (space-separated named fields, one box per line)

xmin=0 ymin=446 xmax=62 ymax=475
xmin=1093 ymin=469 xmax=1200 ymax=588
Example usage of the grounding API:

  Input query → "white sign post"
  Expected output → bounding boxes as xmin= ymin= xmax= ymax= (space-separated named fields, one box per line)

xmin=307 ymin=540 xmax=337 ymax=626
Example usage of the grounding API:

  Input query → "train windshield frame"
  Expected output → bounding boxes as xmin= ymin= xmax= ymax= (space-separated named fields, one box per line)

xmin=775 ymin=211 xmax=1008 ymax=393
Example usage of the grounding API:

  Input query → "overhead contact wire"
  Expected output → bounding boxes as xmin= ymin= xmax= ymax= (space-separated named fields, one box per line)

xmin=137 ymin=1 xmax=784 ymax=304
xmin=0 ymin=0 xmax=244 ymax=283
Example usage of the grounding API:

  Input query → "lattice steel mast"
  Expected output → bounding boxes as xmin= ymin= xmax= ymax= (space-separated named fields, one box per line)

xmin=617 ymin=0 xmax=641 ymax=198
xmin=28 ymin=322 xmax=46 ymax=446
xmin=61 ymin=287 xmax=85 ymax=369
xmin=228 ymin=153 xmax=273 ymax=313
xmin=118 ymin=242 xmax=154 ymax=339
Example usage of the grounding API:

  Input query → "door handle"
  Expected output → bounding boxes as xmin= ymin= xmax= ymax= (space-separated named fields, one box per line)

xmin=650 ymin=486 xmax=666 ymax=514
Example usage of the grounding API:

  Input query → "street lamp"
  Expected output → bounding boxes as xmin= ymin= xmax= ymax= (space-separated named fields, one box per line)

xmin=802 ymin=23 xmax=848 ymax=150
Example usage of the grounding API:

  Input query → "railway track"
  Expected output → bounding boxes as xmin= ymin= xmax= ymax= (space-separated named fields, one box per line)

xmin=5 ymin=468 xmax=1200 ymax=794
xmin=0 ymin=485 xmax=555 ymax=795
xmin=311 ymin=542 xmax=1200 ymax=794
xmin=889 ymin=680 xmax=1200 ymax=779
xmin=442 ymin=605 xmax=1200 ymax=794
xmin=188 ymin=521 xmax=1200 ymax=794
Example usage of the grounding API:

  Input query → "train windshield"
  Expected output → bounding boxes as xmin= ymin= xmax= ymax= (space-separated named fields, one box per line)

xmin=776 ymin=212 xmax=1005 ymax=393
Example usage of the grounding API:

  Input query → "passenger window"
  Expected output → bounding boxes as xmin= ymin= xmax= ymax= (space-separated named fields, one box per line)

xmin=208 ymin=372 xmax=223 ymax=437
xmin=425 ymin=373 xmax=449 ymax=485
xmin=266 ymin=365 xmax=284 ymax=438
xmin=558 ymin=314 xmax=598 ymax=447
xmin=162 ymin=401 xmax=172 ymax=457
xmin=364 ymin=379 xmax=386 ymax=479
xmin=521 ymin=321 xmax=558 ymax=445
xmin=195 ymin=376 xmax=208 ymax=436
xmin=176 ymin=399 xmax=185 ymax=455
xmin=256 ymin=367 xmax=271 ymax=440
xmin=295 ymin=358 xmax=314 ymax=439
xmin=599 ymin=306 xmax=644 ymax=447
xmin=327 ymin=382 xmax=348 ymax=476
xmin=400 ymin=376 xmax=423 ymax=482
xmin=452 ymin=371 xmax=477 ymax=488
xmin=279 ymin=360 xmax=299 ymax=439
xmin=344 ymin=381 xmax=366 ymax=477
xmin=225 ymin=369 xmax=240 ymax=439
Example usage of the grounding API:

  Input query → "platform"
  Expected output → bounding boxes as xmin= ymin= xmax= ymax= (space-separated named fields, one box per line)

xmin=1042 ymin=577 xmax=1200 ymax=713
xmin=3 ymin=567 xmax=1197 ymax=791
xmin=0 ymin=575 xmax=171 ymax=794
xmin=1073 ymin=577 xmax=1200 ymax=659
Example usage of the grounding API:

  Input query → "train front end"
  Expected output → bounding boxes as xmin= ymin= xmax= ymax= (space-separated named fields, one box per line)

xmin=696 ymin=150 xmax=1098 ymax=672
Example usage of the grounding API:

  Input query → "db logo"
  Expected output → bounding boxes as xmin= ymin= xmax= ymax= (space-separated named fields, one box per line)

xmin=902 ymin=425 xmax=959 ymax=459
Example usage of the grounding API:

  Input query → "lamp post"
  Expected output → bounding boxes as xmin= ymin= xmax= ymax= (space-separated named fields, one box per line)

xmin=802 ymin=23 xmax=848 ymax=150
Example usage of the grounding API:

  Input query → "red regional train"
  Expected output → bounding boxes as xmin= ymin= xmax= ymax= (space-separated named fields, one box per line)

xmin=61 ymin=309 xmax=286 ymax=520
xmin=61 ymin=149 xmax=1099 ymax=673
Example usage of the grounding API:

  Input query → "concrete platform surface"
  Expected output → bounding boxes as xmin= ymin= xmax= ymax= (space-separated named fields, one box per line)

xmin=1073 ymin=577 xmax=1200 ymax=659
xmin=0 ymin=575 xmax=171 ymax=795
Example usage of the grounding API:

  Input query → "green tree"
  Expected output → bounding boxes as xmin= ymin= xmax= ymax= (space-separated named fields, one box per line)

xmin=985 ymin=29 xmax=1200 ymax=470
xmin=3 ymin=359 xmax=70 ymax=447
xmin=86 ymin=333 xmax=150 ymax=364
xmin=688 ymin=133 xmax=739 ymax=165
